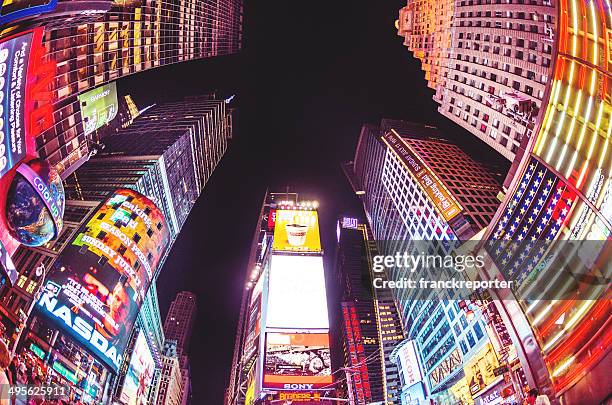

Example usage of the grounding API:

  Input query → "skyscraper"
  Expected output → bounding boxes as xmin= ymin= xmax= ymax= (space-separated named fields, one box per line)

xmin=472 ymin=0 xmax=611 ymax=401
xmin=157 ymin=340 xmax=184 ymax=405
xmin=1 ymin=93 xmax=231 ymax=403
xmin=23 ymin=0 xmax=242 ymax=178
xmin=397 ymin=0 xmax=557 ymax=161
xmin=332 ymin=216 xmax=404 ymax=404
xmin=346 ymin=120 xmax=502 ymax=401
xmin=64 ymin=96 xmax=232 ymax=240
xmin=226 ymin=192 xmax=333 ymax=405
xmin=163 ymin=291 xmax=197 ymax=405
xmin=164 ymin=291 xmax=197 ymax=354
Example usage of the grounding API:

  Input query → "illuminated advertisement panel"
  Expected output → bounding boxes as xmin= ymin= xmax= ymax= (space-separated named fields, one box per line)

xmin=36 ymin=189 xmax=170 ymax=372
xmin=263 ymin=332 xmax=332 ymax=390
xmin=0 ymin=0 xmax=57 ymax=25
xmin=382 ymin=130 xmax=462 ymax=221
xmin=0 ymin=29 xmax=34 ymax=178
xmin=397 ymin=340 xmax=422 ymax=388
xmin=266 ymin=255 xmax=329 ymax=330
xmin=272 ymin=209 xmax=321 ymax=253
xmin=462 ymin=343 xmax=500 ymax=396
xmin=119 ymin=331 xmax=155 ymax=405
xmin=78 ymin=82 xmax=119 ymax=135
xmin=428 ymin=348 xmax=462 ymax=390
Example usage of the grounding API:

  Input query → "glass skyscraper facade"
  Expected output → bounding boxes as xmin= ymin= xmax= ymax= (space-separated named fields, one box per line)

xmin=26 ymin=0 xmax=242 ymax=177
xmin=346 ymin=120 xmax=503 ymax=399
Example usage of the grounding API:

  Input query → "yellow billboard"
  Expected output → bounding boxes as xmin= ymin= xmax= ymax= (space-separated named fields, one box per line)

xmin=272 ymin=209 xmax=321 ymax=253
xmin=463 ymin=343 xmax=501 ymax=397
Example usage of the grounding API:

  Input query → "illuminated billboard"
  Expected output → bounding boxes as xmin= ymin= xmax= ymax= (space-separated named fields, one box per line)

xmin=78 ymin=82 xmax=119 ymax=135
xmin=0 ymin=29 xmax=35 ymax=178
xmin=382 ymin=130 xmax=462 ymax=221
xmin=0 ymin=0 xmax=57 ymax=26
xmin=36 ymin=189 xmax=170 ymax=372
xmin=263 ymin=332 xmax=332 ymax=390
xmin=119 ymin=331 xmax=155 ymax=405
xmin=463 ymin=343 xmax=500 ymax=396
xmin=266 ymin=255 xmax=329 ymax=330
xmin=272 ymin=209 xmax=321 ymax=253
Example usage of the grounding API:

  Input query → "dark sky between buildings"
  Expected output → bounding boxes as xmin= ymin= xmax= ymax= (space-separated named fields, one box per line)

xmin=118 ymin=0 xmax=508 ymax=401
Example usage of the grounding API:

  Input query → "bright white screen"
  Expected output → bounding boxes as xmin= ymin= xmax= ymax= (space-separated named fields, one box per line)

xmin=266 ymin=255 xmax=329 ymax=330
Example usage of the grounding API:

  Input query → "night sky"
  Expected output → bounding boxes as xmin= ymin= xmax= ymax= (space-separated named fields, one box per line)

xmin=118 ymin=0 xmax=506 ymax=402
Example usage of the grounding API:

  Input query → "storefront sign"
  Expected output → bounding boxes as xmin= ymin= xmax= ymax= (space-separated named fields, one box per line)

xmin=29 ymin=343 xmax=45 ymax=359
xmin=52 ymin=361 xmax=78 ymax=385
xmin=493 ymin=365 xmax=508 ymax=376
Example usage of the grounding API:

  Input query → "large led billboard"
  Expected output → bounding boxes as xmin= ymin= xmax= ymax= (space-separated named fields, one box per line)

xmin=263 ymin=332 xmax=332 ymax=390
xmin=0 ymin=29 xmax=35 ymax=178
xmin=78 ymin=82 xmax=119 ymax=135
xmin=272 ymin=209 xmax=321 ymax=253
xmin=266 ymin=255 xmax=329 ymax=330
xmin=119 ymin=331 xmax=155 ymax=405
xmin=36 ymin=189 xmax=170 ymax=372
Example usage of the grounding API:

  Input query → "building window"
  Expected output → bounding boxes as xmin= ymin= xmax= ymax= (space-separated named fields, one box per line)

xmin=474 ymin=322 xmax=484 ymax=339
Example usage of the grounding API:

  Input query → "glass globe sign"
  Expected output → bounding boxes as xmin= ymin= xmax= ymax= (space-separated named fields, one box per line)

xmin=5 ymin=159 xmax=65 ymax=247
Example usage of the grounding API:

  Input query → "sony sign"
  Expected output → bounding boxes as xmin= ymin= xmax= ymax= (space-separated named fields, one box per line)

xmin=283 ymin=384 xmax=314 ymax=390
xmin=37 ymin=293 xmax=123 ymax=369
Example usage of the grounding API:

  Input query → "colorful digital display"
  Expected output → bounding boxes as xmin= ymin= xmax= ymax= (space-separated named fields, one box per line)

xmin=462 ymin=343 xmax=500 ymax=396
xmin=119 ymin=331 xmax=155 ymax=405
xmin=263 ymin=332 xmax=332 ymax=390
xmin=0 ymin=29 xmax=33 ymax=178
xmin=272 ymin=209 xmax=321 ymax=253
xmin=78 ymin=82 xmax=119 ymax=135
xmin=266 ymin=255 xmax=329 ymax=330
xmin=0 ymin=0 xmax=57 ymax=25
xmin=36 ymin=189 xmax=169 ymax=372
xmin=382 ymin=130 xmax=462 ymax=221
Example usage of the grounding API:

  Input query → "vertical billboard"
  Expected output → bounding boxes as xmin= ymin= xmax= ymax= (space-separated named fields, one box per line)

xmin=119 ymin=331 xmax=155 ymax=405
xmin=0 ymin=29 xmax=34 ymax=178
xmin=397 ymin=340 xmax=422 ymax=388
xmin=272 ymin=209 xmax=321 ymax=253
xmin=263 ymin=332 xmax=332 ymax=390
xmin=266 ymin=255 xmax=329 ymax=330
xmin=36 ymin=189 xmax=170 ymax=372
xmin=78 ymin=82 xmax=119 ymax=135
xmin=463 ymin=343 xmax=500 ymax=396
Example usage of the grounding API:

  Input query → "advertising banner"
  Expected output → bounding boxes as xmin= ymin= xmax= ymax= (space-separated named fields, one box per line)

xmin=0 ymin=0 xmax=58 ymax=26
xmin=78 ymin=82 xmax=119 ymax=135
xmin=263 ymin=332 xmax=332 ymax=390
xmin=464 ymin=343 xmax=501 ymax=396
xmin=36 ymin=189 xmax=170 ymax=372
xmin=266 ymin=255 xmax=329 ymax=330
xmin=397 ymin=340 xmax=422 ymax=387
xmin=272 ymin=209 xmax=321 ymax=253
xmin=119 ymin=331 xmax=155 ymax=405
xmin=0 ymin=29 xmax=33 ymax=178
xmin=429 ymin=347 xmax=462 ymax=390
xmin=382 ymin=130 xmax=462 ymax=221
